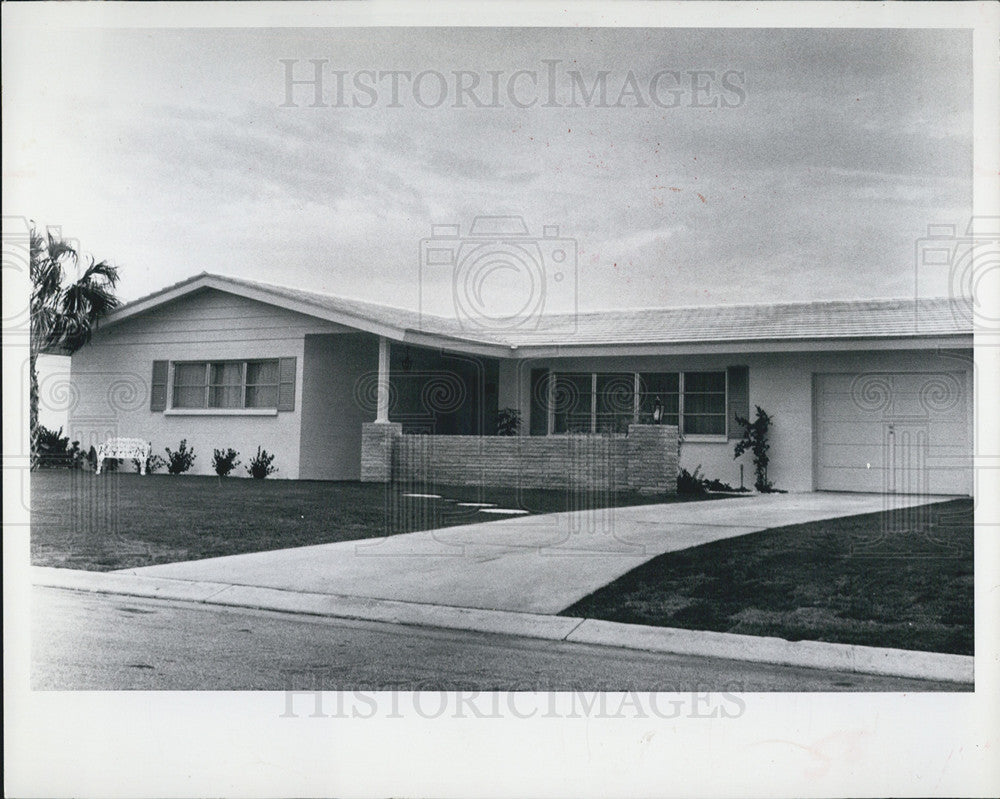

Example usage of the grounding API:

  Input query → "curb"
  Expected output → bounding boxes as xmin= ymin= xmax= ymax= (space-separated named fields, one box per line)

xmin=32 ymin=567 xmax=974 ymax=685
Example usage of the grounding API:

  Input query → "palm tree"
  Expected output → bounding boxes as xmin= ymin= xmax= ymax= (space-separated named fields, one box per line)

xmin=30 ymin=225 xmax=121 ymax=467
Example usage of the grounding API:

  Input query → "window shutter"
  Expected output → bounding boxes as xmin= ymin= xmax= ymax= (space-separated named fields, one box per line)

xmin=150 ymin=361 xmax=168 ymax=411
xmin=726 ymin=365 xmax=749 ymax=439
xmin=277 ymin=357 xmax=296 ymax=411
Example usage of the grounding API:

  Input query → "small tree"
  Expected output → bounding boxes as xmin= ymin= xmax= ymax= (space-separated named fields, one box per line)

xmin=246 ymin=446 xmax=277 ymax=479
xmin=496 ymin=407 xmax=522 ymax=436
xmin=212 ymin=448 xmax=241 ymax=477
xmin=733 ymin=405 xmax=774 ymax=492
xmin=35 ymin=425 xmax=84 ymax=469
xmin=164 ymin=439 xmax=196 ymax=475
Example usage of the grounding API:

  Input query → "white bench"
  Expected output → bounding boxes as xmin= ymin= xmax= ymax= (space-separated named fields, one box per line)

xmin=95 ymin=438 xmax=151 ymax=475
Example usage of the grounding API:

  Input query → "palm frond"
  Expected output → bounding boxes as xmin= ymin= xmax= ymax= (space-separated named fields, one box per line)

xmin=81 ymin=258 xmax=121 ymax=288
xmin=45 ymin=230 xmax=77 ymax=266
xmin=29 ymin=226 xmax=121 ymax=355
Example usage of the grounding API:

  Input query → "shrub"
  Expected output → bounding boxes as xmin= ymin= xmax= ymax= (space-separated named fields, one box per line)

xmin=733 ymin=406 xmax=774 ymax=492
xmin=677 ymin=465 xmax=707 ymax=494
xmin=496 ymin=407 xmax=522 ymax=436
xmin=34 ymin=425 xmax=84 ymax=469
xmin=703 ymin=477 xmax=750 ymax=493
xmin=246 ymin=446 xmax=277 ymax=479
xmin=131 ymin=442 xmax=165 ymax=474
xmin=164 ymin=439 xmax=196 ymax=475
xmin=132 ymin=450 xmax=166 ymax=474
xmin=147 ymin=454 xmax=167 ymax=474
xmin=212 ymin=448 xmax=241 ymax=477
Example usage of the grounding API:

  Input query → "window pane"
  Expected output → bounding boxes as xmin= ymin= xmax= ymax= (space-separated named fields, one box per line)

xmin=595 ymin=374 xmax=634 ymax=414
xmin=246 ymin=360 xmax=279 ymax=385
xmin=596 ymin=373 xmax=634 ymax=433
xmin=639 ymin=373 xmax=679 ymax=394
xmin=684 ymin=393 xmax=726 ymax=415
xmin=552 ymin=373 xmax=592 ymax=433
xmin=682 ymin=371 xmax=726 ymax=435
xmin=246 ymin=360 xmax=279 ymax=408
xmin=174 ymin=363 xmax=206 ymax=385
xmin=246 ymin=385 xmax=278 ymax=408
xmin=685 ymin=371 xmax=726 ymax=392
xmin=173 ymin=362 xmax=206 ymax=408
xmin=684 ymin=415 xmax=726 ymax=435
xmin=638 ymin=372 xmax=680 ymax=425
xmin=174 ymin=386 xmax=206 ymax=408
xmin=209 ymin=386 xmax=243 ymax=408
xmin=210 ymin=362 xmax=242 ymax=386
xmin=208 ymin=362 xmax=243 ymax=408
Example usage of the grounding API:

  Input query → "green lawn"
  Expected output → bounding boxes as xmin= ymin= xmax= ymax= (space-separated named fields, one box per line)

xmin=561 ymin=499 xmax=974 ymax=655
xmin=30 ymin=470 xmax=721 ymax=571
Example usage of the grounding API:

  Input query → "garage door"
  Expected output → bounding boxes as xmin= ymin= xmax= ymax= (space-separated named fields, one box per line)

xmin=814 ymin=372 xmax=972 ymax=495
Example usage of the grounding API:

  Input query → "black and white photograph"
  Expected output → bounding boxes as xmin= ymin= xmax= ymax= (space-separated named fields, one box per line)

xmin=4 ymin=2 xmax=999 ymax=797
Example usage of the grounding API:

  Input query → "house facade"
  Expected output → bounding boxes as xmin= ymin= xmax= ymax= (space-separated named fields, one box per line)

xmin=66 ymin=273 xmax=975 ymax=495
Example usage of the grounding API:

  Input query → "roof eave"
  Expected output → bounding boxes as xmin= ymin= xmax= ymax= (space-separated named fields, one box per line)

xmin=507 ymin=333 xmax=974 ymax=359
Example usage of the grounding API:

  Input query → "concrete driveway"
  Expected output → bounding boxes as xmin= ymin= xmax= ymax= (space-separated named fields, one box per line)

xmin=120 ymin=492 xmax=951 ymax=614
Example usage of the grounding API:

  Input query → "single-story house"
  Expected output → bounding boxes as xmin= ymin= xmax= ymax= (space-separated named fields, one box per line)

xmin=65 ymin=271 xmax=974 ymax=495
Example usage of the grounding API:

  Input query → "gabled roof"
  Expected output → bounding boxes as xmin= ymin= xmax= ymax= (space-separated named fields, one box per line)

xmin=100 ymin=271 xmax=974 ymax=357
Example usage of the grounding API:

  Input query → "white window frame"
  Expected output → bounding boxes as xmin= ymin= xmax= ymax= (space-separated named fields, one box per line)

xmin=544 ymin=369 xmax=729 ymax=440
xmin=167 ymin=359 xmax=281 ymax=414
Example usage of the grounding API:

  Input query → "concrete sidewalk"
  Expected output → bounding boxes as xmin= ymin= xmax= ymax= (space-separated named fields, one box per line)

xmin=118 ymin=492 xmax=951 ymax=614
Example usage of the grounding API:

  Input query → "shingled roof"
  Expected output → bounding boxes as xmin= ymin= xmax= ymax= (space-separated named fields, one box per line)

xmin=103 ymin=272 xmax=973 ymax=355
xmin=511 ymin=296 xmax=973 ymax=346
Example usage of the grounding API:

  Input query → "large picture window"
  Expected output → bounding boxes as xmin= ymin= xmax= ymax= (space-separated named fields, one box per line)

xmin=539 ymin=370 xmax=728 ymax=437
xmin=172 ymin=360 xmax=281 ymax=409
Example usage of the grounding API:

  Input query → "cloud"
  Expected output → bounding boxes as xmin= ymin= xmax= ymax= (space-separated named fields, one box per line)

xmin=6 ymin=26 xmax=973 ymax=310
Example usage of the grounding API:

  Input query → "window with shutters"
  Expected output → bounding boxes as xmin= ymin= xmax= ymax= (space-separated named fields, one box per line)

xmin=170 ymin=359 xmax=286 ymax=410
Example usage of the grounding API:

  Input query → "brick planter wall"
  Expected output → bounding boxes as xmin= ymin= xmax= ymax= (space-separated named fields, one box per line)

xmin=396 ymin=434 xmax=629 ymax=491
xmin=361 ymin=423 xmax=678 ymax=492
xmin=360 ymin=422 xmax=402 ymax=482
xmin=626 ymin=424 xmax=679 ymax=493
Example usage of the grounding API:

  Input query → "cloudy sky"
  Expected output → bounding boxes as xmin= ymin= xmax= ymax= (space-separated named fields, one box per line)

xmin=5 ymin=26 xmax=972 ymax=313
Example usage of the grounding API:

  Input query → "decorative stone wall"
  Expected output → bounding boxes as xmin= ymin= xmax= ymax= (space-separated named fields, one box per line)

xmin=626 ymin=424 xmax=679 ymax=493
xmin=361 ymin=422 xmax=678 ymax=492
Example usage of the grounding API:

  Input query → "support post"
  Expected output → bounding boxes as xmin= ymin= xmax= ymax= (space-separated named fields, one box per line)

xmin=376 ymin=335 xmax=390 ymax=423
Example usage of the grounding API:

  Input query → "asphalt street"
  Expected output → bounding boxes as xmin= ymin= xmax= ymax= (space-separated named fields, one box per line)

xmin=31 ymin=587 xmax=970 ymax=691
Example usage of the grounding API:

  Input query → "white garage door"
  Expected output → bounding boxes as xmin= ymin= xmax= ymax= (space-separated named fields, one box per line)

xmin=814 ymin=372 xmax=972 ymax=495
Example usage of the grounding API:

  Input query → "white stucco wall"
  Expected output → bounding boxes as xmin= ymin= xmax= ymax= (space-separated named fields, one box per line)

xmin=510 ymin=347 xmax=973 ymax=493
xmin=299 ymin=332 xmax=380 ymax=480
xmin=68 ymin=289 xmax=349 ymax=479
